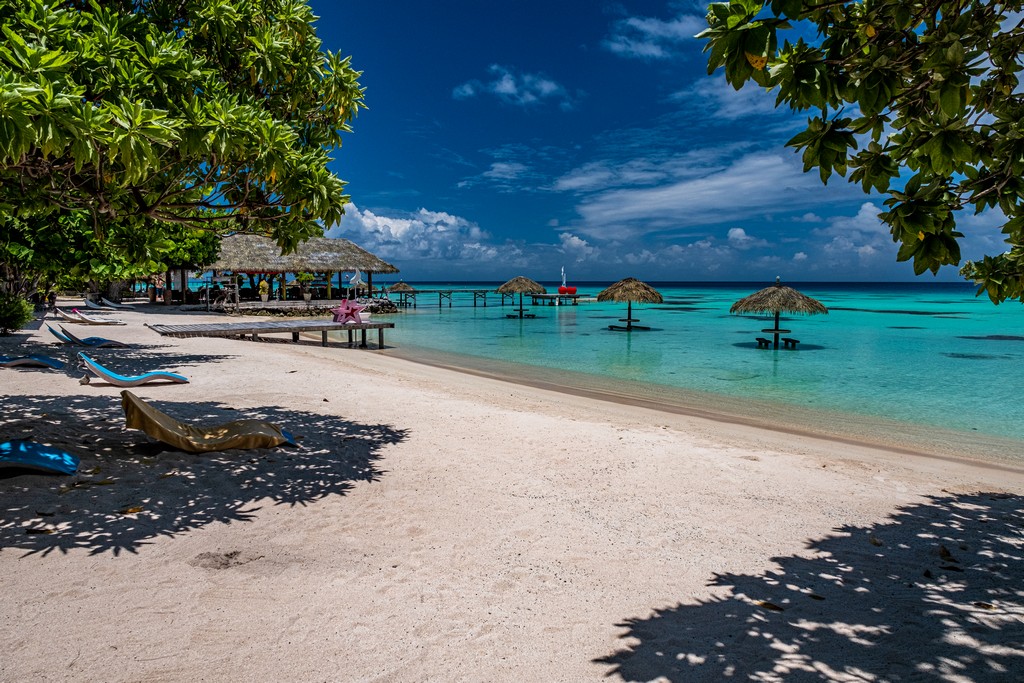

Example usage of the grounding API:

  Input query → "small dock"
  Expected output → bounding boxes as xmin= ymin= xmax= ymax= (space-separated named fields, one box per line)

xmin=146 ymin=320 xmax=394 ymax=349
xmin=397 ymin=289 xmax=516 ymax=309
xmin=528 ymin=293 xmax=590 ymax=306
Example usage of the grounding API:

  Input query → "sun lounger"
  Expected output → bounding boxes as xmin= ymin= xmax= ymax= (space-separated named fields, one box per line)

xmin=78 ymin=352 xmax=188 ymax=387
xmin=60 ymin=325 xmax=128 ymax=348
xmin=71 ymin=309 xmax=126 ymax=325
xmin=46 ymin=324 xmax=73 ymax=344
xmin=46 ymin=324 xmax=127 ymax=348
xmin=84 ymin=298 xmax=115 ymax=311
xmin=0 ymin=440 xmax=80 ymax=475
xmin=101 ymin=296 xmax=133 ymax=309
xmin=55 ymin=307 xmax=84 ymax=323
xmin=121 ymin=390 xmax=296 ymax=453
xmin=0 ymin=354 xmax=65 ymax=370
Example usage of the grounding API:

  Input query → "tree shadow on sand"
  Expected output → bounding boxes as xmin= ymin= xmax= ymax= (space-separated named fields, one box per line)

xmin=0 ymin=393 xmax=406 ymax=557
xmin=597 ymin=493 xmax=1024 ymax=681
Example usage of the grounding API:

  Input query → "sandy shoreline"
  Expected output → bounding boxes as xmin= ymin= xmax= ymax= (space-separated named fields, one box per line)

xmin=2 ymin=304 xmax=1023 ymax=681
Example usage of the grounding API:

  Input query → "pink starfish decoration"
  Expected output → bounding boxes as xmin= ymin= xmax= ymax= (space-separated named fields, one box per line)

xmin=331 ymin=299 xmax=366 ymax=323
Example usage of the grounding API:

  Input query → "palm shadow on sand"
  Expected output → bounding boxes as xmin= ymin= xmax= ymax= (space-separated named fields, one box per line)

xmin=0 ymin=393 xmax=406 ymax=557
xmin=597 ymin=493 xmax=1024 ymax=681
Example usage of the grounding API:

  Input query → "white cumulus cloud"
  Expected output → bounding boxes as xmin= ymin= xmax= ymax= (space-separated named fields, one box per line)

xmin=603 ymin=14 xmax=705 ymax=60
xmin=727 ymin=227 xmax=769 ymax=250
xmin=324 ymin=203 xmax=509 ymax=264
xmin=453 ymin=65 xmax=575 ymax=110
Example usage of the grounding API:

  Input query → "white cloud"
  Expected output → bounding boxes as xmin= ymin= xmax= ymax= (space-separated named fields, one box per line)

xmin=793 ymin=251 xmax=808 ymax=262
xmin=483 ymin=162 xmax=529 ymax=182
xmin=727 ymin=227 xmax=769 ymax=250
xmin=816 ymin=201 xmax=890 ymax=238
xmin=559 ymin=233 xmax=598 ymax=262
xmin=453 ymin=65 xmax=575 ymax=110
xmin=570 ymin=152 xmax=839 ymax=241
xmin=792 ymin=212 xmax=823 ymax=223
xmin=603 ymin=14 xmax=705 ymax=60
xmin=955 ymin=209 xmax=1012 ymax=262
xmin=323 ymin=203 xmax=515 ymax=264
xmin=669 ymin=76 xmax=780 ymax=120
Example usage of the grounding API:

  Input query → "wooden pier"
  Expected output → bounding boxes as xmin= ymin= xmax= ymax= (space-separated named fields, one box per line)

xmin=146 ymin=320 xmax=394 ymax=349
xmin=397 ymin=289 xmax=516 ymax=309
xmin=528 ymin=293 xmax=589 ymax=306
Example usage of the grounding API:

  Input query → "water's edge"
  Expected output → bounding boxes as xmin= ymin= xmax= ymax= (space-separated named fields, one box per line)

xmin=383 ymin=342 xmax=1024 ymax=472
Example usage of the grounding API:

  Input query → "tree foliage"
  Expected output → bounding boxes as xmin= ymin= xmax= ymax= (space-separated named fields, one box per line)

xmin=0 ymin=0 xmax=364 ymax=258
xmin=699 ymin=1 xmax=1024 ymax=302
xmin=0 ymin=292 xmax=33 ymax=334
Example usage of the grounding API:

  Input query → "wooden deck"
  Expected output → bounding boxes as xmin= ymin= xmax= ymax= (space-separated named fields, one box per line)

xmin=146 ymin=320 xmax=394 ymax=349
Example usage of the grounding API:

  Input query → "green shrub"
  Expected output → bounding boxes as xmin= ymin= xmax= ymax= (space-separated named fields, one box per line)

xmin=0 ymin=294 xmax=33 ymax=335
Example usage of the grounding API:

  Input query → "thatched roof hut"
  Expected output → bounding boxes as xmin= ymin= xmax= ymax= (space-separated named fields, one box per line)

xmin=496 ymin=276 xmax=545 ymax=319
xmin=387 ymin=281 xmax=417 ymax=293
xmin=596 ymin=277 xmax=664 ymax=305
xmin=730 ymin=277 xmax=828 ymax=316
xmin=208 ymin=234 xmax=399 ymax=275
xmin=730 ymin=277 xmax=828 ymax=348
xmin=496 ymin=276 xmax=546 ymax=295
xmin=596 ymin=278 xmax=663 ymax=331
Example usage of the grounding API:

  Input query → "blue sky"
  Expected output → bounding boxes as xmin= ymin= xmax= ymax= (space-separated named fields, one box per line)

xmin=309 ymin=0 xmax=1004 ymax=282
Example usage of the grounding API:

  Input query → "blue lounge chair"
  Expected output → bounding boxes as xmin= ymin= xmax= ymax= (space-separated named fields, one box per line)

xmin=78 ymin=352 xmax=188 ymax=387
xmin=46 ymin=324 xmax=73 ymax=344
xmin=46 ymin=324 xmax=127 ymax=348
xmin=59 ymin=325 xmax=128 ymax=348
xmin=0 ymin=440 xmax=80 ymax=475
xmin=0 ymin=354 xmax=65 ymax=370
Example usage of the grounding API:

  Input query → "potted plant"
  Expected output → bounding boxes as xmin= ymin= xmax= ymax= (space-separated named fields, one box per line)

xmin=258 ymin=279 xmax=270 ymax=302
xmin=296 ymin=272 xmax=315 ymax=302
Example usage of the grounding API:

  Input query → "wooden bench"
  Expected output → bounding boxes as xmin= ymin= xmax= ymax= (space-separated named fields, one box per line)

xmin=756 ymin=337 xmax=772 ymax=348
xmin=782 ymin=337 xmax=800 ymax=349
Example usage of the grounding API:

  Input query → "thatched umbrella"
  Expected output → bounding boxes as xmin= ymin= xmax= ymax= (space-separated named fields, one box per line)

xmin=597 ymin=277 xmax=664 ymax=331
xmin=388 ymin=280 xmax=416 ymax=307
xmin=496 ymin=276 xmax=546 ymax=318
xmin=730 ymin=276 xmax=828 ymax=349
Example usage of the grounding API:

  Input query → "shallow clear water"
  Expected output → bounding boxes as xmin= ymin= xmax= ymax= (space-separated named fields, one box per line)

xmin=376 ymin=282 xmax=1024 ymax=444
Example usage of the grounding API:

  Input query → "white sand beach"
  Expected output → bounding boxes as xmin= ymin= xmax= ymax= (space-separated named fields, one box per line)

xmin=2 ymin=304 xmax=1023 ymax=681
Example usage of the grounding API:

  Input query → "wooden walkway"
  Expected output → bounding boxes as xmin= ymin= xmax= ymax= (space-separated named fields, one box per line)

xmin=146 ymin=320 xmax=395 ymax=349
xmin=529 ymin=293 xmax=589 ymax=306
xmin=396 ymin=289 xmax=516 ymax=308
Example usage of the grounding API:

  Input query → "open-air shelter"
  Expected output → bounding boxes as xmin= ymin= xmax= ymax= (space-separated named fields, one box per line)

xmin=207 ymin=234 xmax=399 ymax=299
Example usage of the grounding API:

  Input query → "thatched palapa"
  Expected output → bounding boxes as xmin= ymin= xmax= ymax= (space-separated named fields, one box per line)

xmin=597 ymin=277 xmax=663 ymax=331
xmin=730 ymin=277 xmax=828 ymax=349
xmin=209 ymin=234 xmax=399 ymax=276
xmin=387 ymin=281 xmax=417 ymax=293
xmin=496 ymin=276 xmax=546 ymax=295
xmin=496 ymin=276 xmax=545 ymax=319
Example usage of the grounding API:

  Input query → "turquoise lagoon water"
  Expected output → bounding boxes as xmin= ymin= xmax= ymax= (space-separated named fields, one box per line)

xmin=370 ymin=282 xmax=1024 ymax=451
